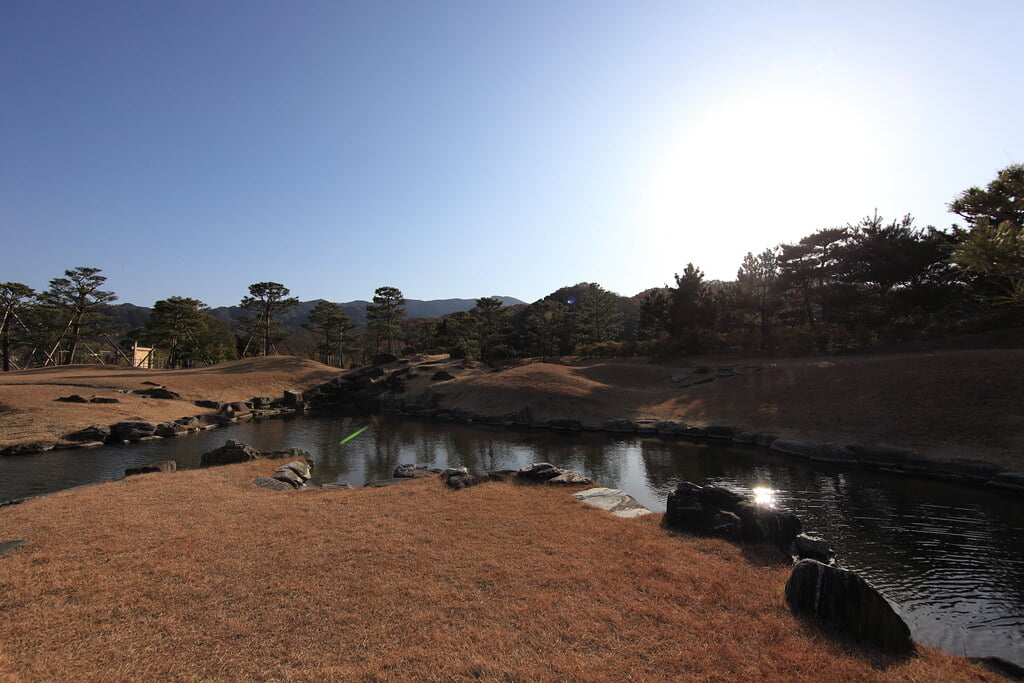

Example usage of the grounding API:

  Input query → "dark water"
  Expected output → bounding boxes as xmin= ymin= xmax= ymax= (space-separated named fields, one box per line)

xmin=2 ymin=413 xmax=1022 ymax=666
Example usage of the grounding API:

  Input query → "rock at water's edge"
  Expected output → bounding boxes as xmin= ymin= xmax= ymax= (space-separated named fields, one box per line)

xmin=200 ymin=439 xmax=261 ymax=467
xmin=785 ymin=559 xmax=913 ymax=654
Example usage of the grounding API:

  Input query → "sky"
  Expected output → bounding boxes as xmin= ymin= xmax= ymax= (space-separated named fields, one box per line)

xmin=2 ymin=1 xmax=1023 ymax=307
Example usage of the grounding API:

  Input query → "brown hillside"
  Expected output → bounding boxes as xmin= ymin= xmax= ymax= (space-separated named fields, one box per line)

xmin=431 ymin=351 xmax=1024 ymax=470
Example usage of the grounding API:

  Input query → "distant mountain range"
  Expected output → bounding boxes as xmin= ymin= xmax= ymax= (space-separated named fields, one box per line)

xmin=105 ymin=296 xmax=527 ymax=331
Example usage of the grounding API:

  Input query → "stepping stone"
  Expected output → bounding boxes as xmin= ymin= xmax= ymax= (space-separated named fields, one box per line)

xmin=573 ymin=487 xmax=652 ymax=519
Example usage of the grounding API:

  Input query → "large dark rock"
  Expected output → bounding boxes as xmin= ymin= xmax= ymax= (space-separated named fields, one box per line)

xmin=663 ymin=482 xmax=744 ymax=540
xmin=64 ymin=424 xmax=111 ymax=442
xmin=515 ymin=462 xmax=562 ymax=483
xmin=54 ymin=394 xmax=89 ymax=403
xmin=200 ymin=439 xmax=261 ymax=467
xmin=706 ymin=425 xmax=736 ymax=440
xmin=110 ymin=421 xmax=157 ymax=442
xmin=154 ymin=421 xmax=187 ymax=438
xmin=695 ymin=484 xmax=746 ymax=510
xmin=605 ymin=419 xmax=634 ymax=433
xmin=132 ymin=387 xmax=181 ymax=400
xmin=271 ymin=467 xmax=306 ymax=489
xmin=195 ymin=399 xmax=221 ymax=409
xmin=394 ymin=464 xmax=431 ymax=478
xmin=252 ymin=476 xmax=293 ymax=491
xmin=282 ymin=390 xmax=304 ymax=407
xmin=785 ymin=559 xmax=913 ymax=654
xmin=430 ymin=370 xmax=455 ymax=381
xmin=735 ymin=501 xmax=802 ymax=547
xmin=656 ymin=421 xmax=681 ymax=435
xmin=789 ymin=533 xmax=836 ymax=565
xmin=810 ymin=444 xmax=857 ymax=464
xmin=441 ymin=467 xmax=491 ymax=490
xmin=2 ymin=441 xmax=57 ymax=456
xmin=250 ymin=396 xmax=273 ymax=408
xmin=89 ymin=396 xmax=120 ymax=404
xmin=665 ymin=481 xmax=798 ymax=547
xmin=372 ymin=353 xmax=398 ymax=366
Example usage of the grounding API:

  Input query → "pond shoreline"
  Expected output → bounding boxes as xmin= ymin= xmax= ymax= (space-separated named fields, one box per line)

xmin=3 ymin=350 xmax=1024 ymax=501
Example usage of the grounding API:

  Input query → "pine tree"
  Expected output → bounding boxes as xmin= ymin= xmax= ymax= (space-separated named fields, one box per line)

xmin=365 ymin=286 xmax=407 ymax=354
xmin=38 ymin=267 xmax=117 ymax=364
xmin=239 ymin=282 xmax=299 ymax=356
xmin=0 ymin=282 xmax=35 ymax=371
xmin=303 ymin=301 xmax=356 ymax=366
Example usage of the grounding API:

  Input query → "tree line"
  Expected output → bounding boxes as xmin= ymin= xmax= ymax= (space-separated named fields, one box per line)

xmin=2 ymin=164 xmax=1021 ymax=370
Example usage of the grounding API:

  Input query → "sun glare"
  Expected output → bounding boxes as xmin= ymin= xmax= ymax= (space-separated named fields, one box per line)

xmin=638 ymin=79 xmax=892 ymax=278
xmin=752 ymin=487 xmax=777 ymax=507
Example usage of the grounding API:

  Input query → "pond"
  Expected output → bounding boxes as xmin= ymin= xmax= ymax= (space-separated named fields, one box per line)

xmin=2 ymin=413 xmax=1022 ymax=668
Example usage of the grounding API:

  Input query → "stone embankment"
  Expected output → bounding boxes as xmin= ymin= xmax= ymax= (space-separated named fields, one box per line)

xmin=299 ymin=360 xmax=1024 ymax=497
xmin=0 ymin=393 xmax=306 ymax=456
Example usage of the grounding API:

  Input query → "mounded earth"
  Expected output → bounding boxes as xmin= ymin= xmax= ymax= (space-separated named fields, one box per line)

xmin=2 ymin=349 xmax=1022 ymax=470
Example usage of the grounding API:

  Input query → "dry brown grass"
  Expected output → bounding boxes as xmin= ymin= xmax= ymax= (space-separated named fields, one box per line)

xmin=0 ymin=356 xmax=341 ymax=447
xmin=435 ymin=351 xmax=1024 ymax=470
xmin=0 ymin=467 xmax=995 ymax=681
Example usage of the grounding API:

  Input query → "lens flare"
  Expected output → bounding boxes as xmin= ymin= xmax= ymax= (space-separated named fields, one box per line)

xmin=339 ymin=425 xmax=369 ymax=445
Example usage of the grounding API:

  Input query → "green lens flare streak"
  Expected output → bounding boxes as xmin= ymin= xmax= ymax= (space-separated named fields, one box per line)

xmin=338 ymin=425 xmax=369 ymax=445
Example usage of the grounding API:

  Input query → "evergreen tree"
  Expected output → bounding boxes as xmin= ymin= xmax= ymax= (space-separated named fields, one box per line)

xmin=525 ymin=299 xmax=568 ymax=361
xmin=473 ymin=297 xmax=511 ymax=363
xmin=38 ymin=267 xmax=117 ymax=364
xmin=303 ymin=300 xmax=356 ymax=366
xmin=736 ymin=249 xmax=782 ymax=352
xmin=239 ymin=282 xmax=299 ymax=356
xmin=137 ymin=296 xmax=235 ymax=368
xmin=0 ymin=282 xmax=35 ymax=371
xmin=436 ymin=310 xmax=479 ymax=359
xmin=637 ymin=289 xmax=671 ymax=344
xmin=365 ymin=286 xmax=407 ymax=354
xmin=569 ymin=285 xmax=622 ymax=349
xmin=949 ymin=164 xmax=1024 ymax=307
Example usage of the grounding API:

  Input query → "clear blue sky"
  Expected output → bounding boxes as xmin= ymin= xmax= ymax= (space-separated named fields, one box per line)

xmin=2 ymin=1 xmax=1022 ymax=307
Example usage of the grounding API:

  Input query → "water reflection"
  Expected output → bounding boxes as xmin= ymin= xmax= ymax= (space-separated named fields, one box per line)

xmin=1 ymin=413 xmax=1022 ymax=666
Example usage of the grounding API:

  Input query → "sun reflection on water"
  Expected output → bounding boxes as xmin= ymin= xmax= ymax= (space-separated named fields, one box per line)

xmin=752 ymin=487 xmax=777 ymax=507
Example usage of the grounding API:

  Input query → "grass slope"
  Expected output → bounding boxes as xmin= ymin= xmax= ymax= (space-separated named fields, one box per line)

xmin=0 ymin=465 xmax=995 ymax=681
